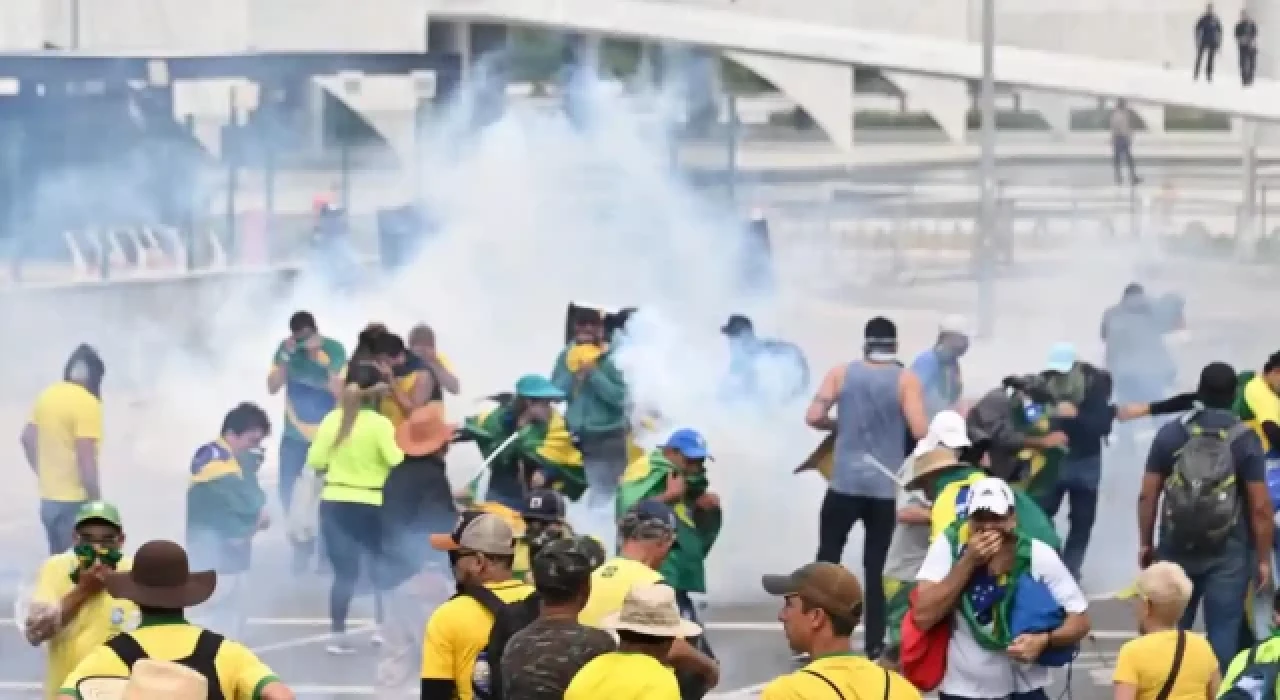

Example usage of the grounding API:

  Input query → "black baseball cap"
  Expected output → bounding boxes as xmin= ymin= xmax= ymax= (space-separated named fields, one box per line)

xmin=1196 ymin=362 xmax=1238 ymax=409
xmin=721 ymin=314 xmax=754 ymax=337
xmin=522 ymin=489 xmax=567 ymax=522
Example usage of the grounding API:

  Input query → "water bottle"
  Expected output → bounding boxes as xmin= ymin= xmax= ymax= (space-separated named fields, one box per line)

xmin=473 ymin=651 xmax=492 ymax=697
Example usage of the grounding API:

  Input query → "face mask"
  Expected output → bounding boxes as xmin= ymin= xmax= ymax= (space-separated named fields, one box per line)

xmin=237 ymin=448 xmax=265 ymax=473
xmin=70 ymin=544 xmax=122 ymax=582
xmin=1045 ymin=368 xmax=1086 ymax=406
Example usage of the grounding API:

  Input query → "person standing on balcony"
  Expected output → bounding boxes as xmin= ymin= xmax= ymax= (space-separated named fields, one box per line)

xmin=1236 ymin=9 xmax=1259 ymax=86
xmin=1195 ymin=4 xmax=1223 ymax=82
xmin=1110 ymin=100 xmax=1142 ymax=186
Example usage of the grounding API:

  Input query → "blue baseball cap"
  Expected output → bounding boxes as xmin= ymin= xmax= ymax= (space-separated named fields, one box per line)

xmin=662 ymin=428 xmax=711 ymax=460
xmin=514 ymin=374 xmax=566 ymax=400
xmin=1045 ymin=342 xmax=1077 ymax=374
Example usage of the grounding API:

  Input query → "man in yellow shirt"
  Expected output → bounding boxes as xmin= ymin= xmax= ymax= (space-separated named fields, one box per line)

xmin=422 ymin=512 xmax=537 ymax=700
xmin=1114 ymin=562 xmax=1220 ymax=700
xmin=579 ymin=500 xmax=720 ymax=693
xmin=22 ymin=344 xmax=105 ymax=554
xmin=759 ymin=562 xmax=920 ymax=700
xmin=25 ymin=502 xmax=135 ymax=700
xmin=566 ymin=583 xmax=699 ymax=700
xmin=57 ymin=539 xmax=293 ymax=700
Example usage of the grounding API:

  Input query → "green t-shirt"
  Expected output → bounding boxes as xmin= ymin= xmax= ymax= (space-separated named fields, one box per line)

xmin=274 ymin=336 xmax=346 ymax=443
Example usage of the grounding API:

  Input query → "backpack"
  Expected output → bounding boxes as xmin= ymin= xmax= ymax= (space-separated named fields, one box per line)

xmin=102 ymin=629 xmax=226 ymax=700
xmin=1219 ymin=641 xmax=1280 ymax=700
xmin=458 ymin=584 xmax=542 ymax=700
xmin=1160 ymin=410 xmax=1250 ymax=555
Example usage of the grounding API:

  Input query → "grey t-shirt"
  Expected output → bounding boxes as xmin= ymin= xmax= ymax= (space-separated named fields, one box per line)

xmin=884 ymin=486 xmax=932 ymax=581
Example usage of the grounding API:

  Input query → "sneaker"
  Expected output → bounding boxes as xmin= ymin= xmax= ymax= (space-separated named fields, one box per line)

xmin=326 ymin=634 xmax=358 ymax=655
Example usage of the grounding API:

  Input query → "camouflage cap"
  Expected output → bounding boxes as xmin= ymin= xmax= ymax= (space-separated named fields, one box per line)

xmin=531 ymin=536 xmax=604 ymax=595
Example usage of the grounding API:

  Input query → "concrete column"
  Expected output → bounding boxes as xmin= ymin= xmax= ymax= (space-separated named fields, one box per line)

xmin=1247 ymin=0 xmax=1280 ymax=142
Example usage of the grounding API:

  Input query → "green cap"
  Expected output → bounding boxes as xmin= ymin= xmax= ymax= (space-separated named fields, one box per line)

xmin=74 ymin=501 xmax=122 ymax=529
xmin=514 ymin=374 xmax=566 ymax=401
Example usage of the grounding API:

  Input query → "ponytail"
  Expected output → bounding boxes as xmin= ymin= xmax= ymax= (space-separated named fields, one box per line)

xmin=333 ymin=381 xmax=388 ymax=447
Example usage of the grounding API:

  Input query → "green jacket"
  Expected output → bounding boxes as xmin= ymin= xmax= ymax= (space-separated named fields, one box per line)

xmin=186 ymin=441 xmax=266 ymax=540
xmin=550 ymin=345 xmax=629 ymax=434
xmin=617 ymin=450 xmax=722 ymax=593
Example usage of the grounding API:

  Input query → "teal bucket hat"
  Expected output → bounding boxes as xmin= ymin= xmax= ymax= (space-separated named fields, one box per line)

xmin=515 ymin=374 xmax=566 ymax=400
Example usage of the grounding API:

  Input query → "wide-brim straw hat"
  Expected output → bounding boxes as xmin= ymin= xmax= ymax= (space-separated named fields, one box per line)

xmin=76 ymin=659 xmax=209 ymax=700
xmin=904 ymin=447 xmax=965 ymax=491
xmin=601 ymin=583 xmax=702 ymax=639
xmin=396 ymin=403 xmax=457 ymax=457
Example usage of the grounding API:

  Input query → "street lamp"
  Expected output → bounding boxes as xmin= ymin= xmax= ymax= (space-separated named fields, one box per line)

xmin=976 ymin=0 xmax=997 ymax=338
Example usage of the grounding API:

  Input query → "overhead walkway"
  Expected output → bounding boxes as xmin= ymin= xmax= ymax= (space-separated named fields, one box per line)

xmin=429 ymin=0 xmax=1280 ymax=150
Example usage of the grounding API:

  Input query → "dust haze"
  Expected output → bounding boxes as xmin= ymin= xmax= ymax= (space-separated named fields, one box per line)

xmin=1 ymin=64 xmax=1269 ymax=605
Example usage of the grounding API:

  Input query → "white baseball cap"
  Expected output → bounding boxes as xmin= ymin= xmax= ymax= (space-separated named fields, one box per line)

xmin=966 ymin=477 xmax=1016 ymax=517
xmin=912 ymin=410 xmax=972 ymax=456
xmin=940 ymin=314 xmax=971 ymax=336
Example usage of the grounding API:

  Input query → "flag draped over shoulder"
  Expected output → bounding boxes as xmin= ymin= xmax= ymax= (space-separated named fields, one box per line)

xmin=462 ymin=400 xmax=587 ymax=501
xmin=941 ymin=519 xmax=1034 ymax=651
xmin=1008 ymin=402 xmax=1065 ymax=504
xmin=930 ymin=467 xmax=1062 ymax=551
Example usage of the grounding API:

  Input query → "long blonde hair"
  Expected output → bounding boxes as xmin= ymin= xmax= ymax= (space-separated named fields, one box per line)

xmin=334 ymin=378 xmax=389 ymax=447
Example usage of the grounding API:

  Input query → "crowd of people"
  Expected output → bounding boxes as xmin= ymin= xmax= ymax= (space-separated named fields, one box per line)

xmin=13 ymin=282 xmax=1280 ymax=700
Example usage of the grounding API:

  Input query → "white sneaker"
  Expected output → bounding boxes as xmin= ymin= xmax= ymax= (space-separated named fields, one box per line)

xmin=326 ymin=634 xmax=358 ymax=655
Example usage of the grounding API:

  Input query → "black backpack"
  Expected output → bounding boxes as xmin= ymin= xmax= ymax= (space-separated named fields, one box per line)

xmin=458 ymin=584 xmax=541 ymax=700
xmin=1160 ymin=411 xmax=1250 ymax=556
xmin=101 ymin=629 xmax=226 ymax=700
xmin=1219 ymin=642 xmax=1280 ymax=700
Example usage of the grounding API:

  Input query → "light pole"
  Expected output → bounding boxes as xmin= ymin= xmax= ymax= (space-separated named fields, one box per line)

xmin=70 ymin=0 xmax=81 ymax=49
xmin=976 ymin=0 xmax=997 ymax=338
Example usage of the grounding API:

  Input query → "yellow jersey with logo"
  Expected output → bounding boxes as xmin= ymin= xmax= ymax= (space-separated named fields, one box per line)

xmin=59 ymin=615 xmax=277 ymax=700
xmin=30 ymin=381 xmax=102 ymax=502
xmin=761 ymin=652 xmax=921 ymax=700
xmin=565 ymin=651 xmax=681 ymax=700
xmin=420 ymin=580 xmax=536 ymax=700
xmin=579 ymin=556 xmax=664 ymax=628
xmin=34 ymin=552 xmax=138 ymax=700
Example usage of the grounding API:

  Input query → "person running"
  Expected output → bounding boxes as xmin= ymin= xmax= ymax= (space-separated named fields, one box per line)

xmin=565 ymin=583 xmax=700 ymax=700
xmin=266 ymin=311 xmax=345 ymax=572
xmin=580 ymin=500 xmax=720 ymax=693
xmin=551 ymin=305 xmax=629 ymax=506
xmin=26 ymin=502 xmax=135 ymax=700
xmin=306 ymin=362 xmax=404 ymax=654
xmin=1102 ymin=284 xmax=1181 ymax=448
xmin=1113 ymin=562 xmax=1220 ymax=700
xmin=421 ymin=512 xmax=536 ymax=700
xmin=185 ymin=403 xmax=272 ymax=640
xmin=910 ymin=315 xmax=972 ymax=420
xmin=409 ymin=323 xmax=461 ymax=397
xmin=760 ymin=562 xmax=920 ymax=700
xmin=502 ymin=537 xmax=614 ymax=700
xmin=1139 ymin=362 xmax=1272 ymax=671
xmin=914 ymin=477 xmax=1091 ymax=700
xmin=23 ymin=344 xmax=106 ymax=555
xmin=804 ymin=316 xmax=928 ymax=660
xmin=57 ymin=539 xmax=293 ymax=700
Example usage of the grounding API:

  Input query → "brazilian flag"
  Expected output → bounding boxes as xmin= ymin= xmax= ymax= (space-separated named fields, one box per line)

xmin=1008 ymin=400 xmax=1066 ymax=504
xmin=461 ymin=397 xmax=587 ymax=501
xmin=617 ymin=450 xmax=722 ymax=594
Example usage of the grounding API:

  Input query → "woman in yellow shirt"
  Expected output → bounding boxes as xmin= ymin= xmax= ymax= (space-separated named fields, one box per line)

xmin=307 ymin=362 xmax=404 ymax=654
xmin=1114 ymin=562 xmax=1220 ymax=700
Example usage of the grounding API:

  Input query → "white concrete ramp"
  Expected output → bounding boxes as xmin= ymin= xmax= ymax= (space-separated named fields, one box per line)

xmin=429 ymin=0 xmax=1280 ymax=151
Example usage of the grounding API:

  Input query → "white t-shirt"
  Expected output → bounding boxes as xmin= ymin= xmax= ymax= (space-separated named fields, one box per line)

xmin=915 ymin=536 xmax=1088 ymax=698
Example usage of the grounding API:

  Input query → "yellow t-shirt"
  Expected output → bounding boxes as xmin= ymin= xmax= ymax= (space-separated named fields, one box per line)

xmin=1114 ymin=630 xmax=1219 ymax=700
xmin=565 ymin=651 xmax=680 ymax=700
xmin=306 ymin=408 xmax=404 ymax=506
xmin=1244 ymin=375 xmax=1280 ymax=453
xmin=30 ymin=381 xmax=103 ymax=502
xmin=761 ymin=653 xmax=922 ymax=700
xmin=33 ymin=553 xmax=138 ymax=700
xmin=59 ymin=616 xmax=277 ymax=700
xmin=579 ymin=556 xmax=665 ymax=628
xmin=420 ymin=580 xmax=536 ymax=700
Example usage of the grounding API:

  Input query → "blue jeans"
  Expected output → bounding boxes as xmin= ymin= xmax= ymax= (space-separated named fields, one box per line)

xmin=1162 ymin=542 xmax=1253 ymax=673
xmin=1036 ymin=455 xmax=1101 ymax=579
